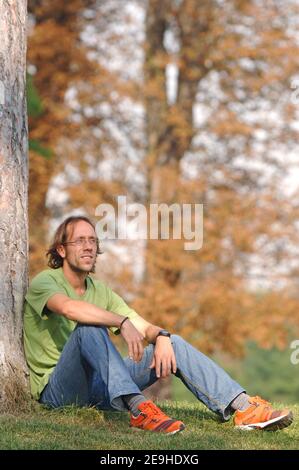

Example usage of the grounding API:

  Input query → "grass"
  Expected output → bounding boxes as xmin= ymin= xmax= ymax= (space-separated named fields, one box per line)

xmin=0 ymin=400 xmax=298 ymax=450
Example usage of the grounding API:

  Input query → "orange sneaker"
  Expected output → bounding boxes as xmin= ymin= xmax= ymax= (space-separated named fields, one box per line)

xmin=234 ymin=396 xmax=293 ymax=431
xmin=130 ymin=401 xmax=185 ymax=434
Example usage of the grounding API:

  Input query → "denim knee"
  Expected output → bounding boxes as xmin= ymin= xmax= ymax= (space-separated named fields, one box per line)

xmin=76 ymin=324 xmax=107 ymax=335
xmin=171 ymin=334 xmax=185 ymax=348
xmin=75 ymin=324 xmax=109 ymax=343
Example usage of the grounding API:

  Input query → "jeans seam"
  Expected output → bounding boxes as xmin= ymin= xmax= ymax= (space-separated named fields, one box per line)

xmin=111 ymin=388 xmax=141 ymax=397
xmin=178 ymin=368 xmax=226 ymax=412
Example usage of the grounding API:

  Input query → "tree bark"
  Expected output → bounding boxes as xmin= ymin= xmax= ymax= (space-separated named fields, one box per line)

xmin=0 ymin=0 xmax=29 ymax=408
xmin=143 ymin=0 xmax=207 ymax=399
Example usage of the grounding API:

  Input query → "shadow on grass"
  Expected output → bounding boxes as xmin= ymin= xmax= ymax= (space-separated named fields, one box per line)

xmin=35 ymin=400 xmax=228 ymax=429
xmin=101 ymin=401 xmax=220 ymax=426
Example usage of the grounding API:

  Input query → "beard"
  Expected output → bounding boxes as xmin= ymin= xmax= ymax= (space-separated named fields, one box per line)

xmin=68 ymin=257 xmax=97 ymax=274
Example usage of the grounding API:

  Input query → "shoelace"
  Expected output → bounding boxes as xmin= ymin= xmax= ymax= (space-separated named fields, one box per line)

xmin=141 ymin=402 xmax=167 ymax=419
xmin=249 ymin=396 xmax=271 ymax=408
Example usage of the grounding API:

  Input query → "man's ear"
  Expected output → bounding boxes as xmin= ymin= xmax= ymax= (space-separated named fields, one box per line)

xmin=56 ymin=245 xmax=66 ymax=259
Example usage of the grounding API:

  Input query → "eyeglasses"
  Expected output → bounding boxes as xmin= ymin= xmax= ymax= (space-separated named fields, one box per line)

xmin=63 ymin=237 xmax=98 ymax=247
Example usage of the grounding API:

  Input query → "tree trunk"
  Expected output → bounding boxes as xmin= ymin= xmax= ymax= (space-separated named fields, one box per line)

xmin=0 ymin=0 xmax=29 ymax=409
xmin=141 ymin=0 xmax=212 ymax=400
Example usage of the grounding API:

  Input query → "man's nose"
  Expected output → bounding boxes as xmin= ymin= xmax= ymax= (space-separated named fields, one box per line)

xmin=83 ymin=241 xmax=94 ymax=249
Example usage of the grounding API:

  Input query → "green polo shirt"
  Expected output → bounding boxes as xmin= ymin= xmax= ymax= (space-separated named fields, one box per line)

xmin=23 ymin=268 xmax=139 ymax=400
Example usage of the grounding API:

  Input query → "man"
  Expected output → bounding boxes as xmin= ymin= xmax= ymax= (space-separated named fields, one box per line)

xmin=24 ymin=216 xmax=293 ymax=434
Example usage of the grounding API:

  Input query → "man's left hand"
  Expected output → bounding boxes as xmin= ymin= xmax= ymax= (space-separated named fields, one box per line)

xmin=149 ymin=336 xmax=177 ymax=378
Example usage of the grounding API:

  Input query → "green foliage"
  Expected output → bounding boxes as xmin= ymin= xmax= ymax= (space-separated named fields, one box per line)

xmin=27 ymin=73 xmax=43 ymax=118
xmin=230 ymin=342 xmax=299 ymax=403
xmin=172 ymin=342 xmax=299 ymax=405
xmin=28 ymin=139 xmax=53 ymax=159
xmin=27 ymin=73 xmax=53 ymax=159
xmin=217 ymin=342 xmax=299 ymax=405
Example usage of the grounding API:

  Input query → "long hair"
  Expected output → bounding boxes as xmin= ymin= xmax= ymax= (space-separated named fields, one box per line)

xmin=46 ymin=216 xmax=102 ymax=270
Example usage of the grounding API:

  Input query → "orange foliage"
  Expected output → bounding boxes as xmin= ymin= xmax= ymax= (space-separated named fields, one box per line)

xmin=28 ymin=0 xmax=299 ymax=358
xmin=27 ymin=1 xmax=117 ymax=274
xmin=134 ymin=0 xmax=299 ymax=356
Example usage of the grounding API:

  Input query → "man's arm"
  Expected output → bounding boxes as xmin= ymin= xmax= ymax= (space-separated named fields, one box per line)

xmin=48 ymin=294 xmax=174 ymax=374
xmin=129 ymin=315 xmax=162 ymax=344
xmin=47 ymin=293 xmax=126 ymax=327
xmin=47 ymin=294 xmax=145 ymax=362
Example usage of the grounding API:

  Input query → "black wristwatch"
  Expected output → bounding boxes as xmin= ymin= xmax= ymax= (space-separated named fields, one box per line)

xmin=156 ymin=329 xmax=171 ymax=339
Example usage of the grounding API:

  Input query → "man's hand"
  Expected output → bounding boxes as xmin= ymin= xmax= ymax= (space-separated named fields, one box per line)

xmin=150 ymin=336 xmax=177 ymax=378
xmin=120 ymin=319 xmax=145 ymax=362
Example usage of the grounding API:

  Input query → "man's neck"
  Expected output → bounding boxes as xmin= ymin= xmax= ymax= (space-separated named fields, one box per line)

xmin=62 ymin=263 xmax=88 ymax=295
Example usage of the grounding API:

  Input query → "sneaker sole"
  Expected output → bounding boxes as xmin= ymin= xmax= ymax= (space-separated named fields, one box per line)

xmin=235 ymin=411 xmax=293 ymax=431
xmin=130 ymin=423 xmax=186 ymax=435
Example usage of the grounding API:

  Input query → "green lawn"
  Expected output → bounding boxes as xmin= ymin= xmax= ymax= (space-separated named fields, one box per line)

xmin=0 ymin=401 xmax=298 ymax=450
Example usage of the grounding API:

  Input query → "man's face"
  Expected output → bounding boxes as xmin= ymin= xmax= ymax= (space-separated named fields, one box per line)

xmin=60 ymin=220 xmax=98 ymax=273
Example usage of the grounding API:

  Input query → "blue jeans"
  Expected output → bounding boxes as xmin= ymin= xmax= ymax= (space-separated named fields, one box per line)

xmin=40 ymin=325 xmax=244 ymax=420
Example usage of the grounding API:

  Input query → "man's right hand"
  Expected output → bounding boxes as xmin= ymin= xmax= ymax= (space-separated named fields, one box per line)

xmin=120 ymin=319 xmax=144 ymax=362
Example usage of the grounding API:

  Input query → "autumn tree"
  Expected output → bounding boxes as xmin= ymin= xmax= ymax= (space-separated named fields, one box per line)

xmin=0 ymin=0 xmax=29 ymax=408
xmin=27 ymin=0 xmax=299 ymax=363
xmin=131 ymin=0 xmax=299 ymax=358
xmin=27 ymin=0 xmax=145 ymax=277
xmin=27 ymin=0 xmax=104 ymax=274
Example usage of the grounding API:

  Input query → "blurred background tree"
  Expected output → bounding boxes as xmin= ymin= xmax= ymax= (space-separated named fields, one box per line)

xmin=27 ymin=0 xmax=299 ymax=401
xmin=174 ymin=341 xmax=299 ymax=404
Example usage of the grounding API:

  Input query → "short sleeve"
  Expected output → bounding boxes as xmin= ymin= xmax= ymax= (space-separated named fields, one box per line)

xmin=25 ymin=271 xmax=66 ymax=318
xmin=106 ymin=286 xmax=139 ymax=335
